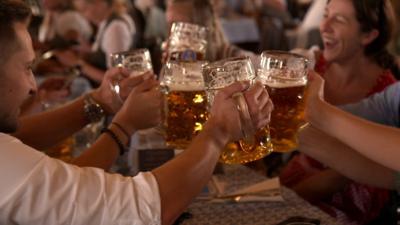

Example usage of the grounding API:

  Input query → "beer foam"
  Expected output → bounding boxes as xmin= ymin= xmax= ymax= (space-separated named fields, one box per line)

xmin=168 ymin=82 xmax=205 ymax=91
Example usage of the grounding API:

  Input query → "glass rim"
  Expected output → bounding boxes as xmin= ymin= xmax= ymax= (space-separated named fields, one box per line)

xmin=170 ymin=21 xmax=208 ymax=32
xmin=165 ymin=60 xmax=209 ymax=67
xmin=203 ymin=56 xmax=251 ymax=69
xmin=261 ymin=50 xmax=308 ymax=62
xmin=109 ymin=48 xmax=150 ymax=58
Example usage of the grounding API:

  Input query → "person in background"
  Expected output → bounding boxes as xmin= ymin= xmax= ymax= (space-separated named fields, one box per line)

xmin=38 ymin=0 xmax=93 ymax=50
xmin=131 ymin=0 xmax=167 ymax=73
xmin=280 ymin=0 xmax=400 ymax=224
xmin=55 ymin=0 xmax=136 ymax=85
xmin=0 ymin=1 xmax=273 ymax=224
xmin=300 ymin=71 xmax=400 ymax=218
xmin=165 ymin=0 xmax=257 ymax=62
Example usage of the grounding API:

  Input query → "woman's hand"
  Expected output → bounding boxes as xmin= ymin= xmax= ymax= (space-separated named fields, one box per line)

xmin=305 ymin=70 xmax=326 ymax=125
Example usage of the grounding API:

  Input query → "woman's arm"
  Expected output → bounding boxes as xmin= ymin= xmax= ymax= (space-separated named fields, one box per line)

xmin=307 ymin=71 xmax=400 ymax=172
xmin=297 ymin=125 xmax=395 ymax=190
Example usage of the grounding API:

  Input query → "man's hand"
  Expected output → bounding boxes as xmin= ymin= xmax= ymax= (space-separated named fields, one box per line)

xmin=91 ymin=68 xmax=155 ymax=114
xmin=208 ymin=81 xmax=273 ymax=142
xmin=112 ymin=78 xmax=162 ymax=134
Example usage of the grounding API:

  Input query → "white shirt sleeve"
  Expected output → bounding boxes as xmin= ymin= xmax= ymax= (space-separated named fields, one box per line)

xmin=0 ymin=133 xmax=161 ymax=225
xmin=101 ymin=20 xmax=133 ymax=68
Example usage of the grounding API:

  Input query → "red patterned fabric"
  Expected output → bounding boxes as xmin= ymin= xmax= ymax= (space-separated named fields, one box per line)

xmin=280 ymin=54 xmax=397 ymax=225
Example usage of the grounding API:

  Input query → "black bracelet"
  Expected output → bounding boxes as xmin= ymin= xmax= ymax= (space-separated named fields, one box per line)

xmin=111 ymin=122 xmax=130 ymax=139
xmin=101 ymin=128 xmax=127 ymax=155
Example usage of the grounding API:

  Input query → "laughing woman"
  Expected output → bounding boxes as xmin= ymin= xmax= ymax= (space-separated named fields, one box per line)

xmin=280 ymin=0 xmax=400 ymax=224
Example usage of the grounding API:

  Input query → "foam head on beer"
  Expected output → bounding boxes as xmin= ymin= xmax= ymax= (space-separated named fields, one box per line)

xmin=160 ymin=61 xmax=208 ymax=149
xmin=258 ymin=51 xmax=309 ymax=152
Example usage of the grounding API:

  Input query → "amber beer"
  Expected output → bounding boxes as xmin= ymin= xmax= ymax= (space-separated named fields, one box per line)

xmin=264 ymin=80 xmax=307 ymax=152
xmin=221 ymin=126 xmax=273 ymax=164
xmin=259 ymin=50 xmax=308 ymax=152
xmin=164 ymin=84 xmax=208 ymax=149
xmin=203 ymin=57 xmax=274 ymax=164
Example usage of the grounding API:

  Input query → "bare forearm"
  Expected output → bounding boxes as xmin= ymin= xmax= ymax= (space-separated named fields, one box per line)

xmin=293 ymin=170 xmax=350 ymax=203
xmin=14 ymin=97 xmax=88 ymax=149
xmin=152 ymin=121 xmax=228 ymax=225
xmin=314 ymin=100 xmax=400 ymax=172
xmin=299 ymin=125 xmax=395 ymax=189
xmin=69 ymin=124 xmax=126 ymax=170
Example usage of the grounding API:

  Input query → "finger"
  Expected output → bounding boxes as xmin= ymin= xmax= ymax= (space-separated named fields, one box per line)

xmin=245 ymin=82 xmax=265 ymax=100
xmin=307 ymin=70 xmax=325 ymax=97
xmin=261 ymin=99 xmax=274 ymax=120
xmin=252 ymin=91 xmax=270 ymax=115
xmin=119 ymin=73 xmax=152 ymax=88
xmin=308 ymin=70 xmax=324 ymax=84
xmin=106 ymin=67 xmax=130 ymax=80
xmin=255 ymin=118 xmax=270 ymax=130
xmin=133 ymin=79 xmax=159 ymax=93
xmin=218 ymin=81 xmax=250 ymax=99
xmin=253 ymin=102 xmax=273 ymax=128
xmin=129 ymin=71 xmax=155 ymax=79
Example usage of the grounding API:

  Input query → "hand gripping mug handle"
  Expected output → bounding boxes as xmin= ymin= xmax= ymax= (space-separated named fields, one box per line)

xmin=232 ymin=92 xmax=255 ymax=146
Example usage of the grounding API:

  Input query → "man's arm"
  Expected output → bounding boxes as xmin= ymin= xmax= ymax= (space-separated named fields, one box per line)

xmin=152 ymin=82 xmax=273 ymax=225
xmin=13 ymin=68 xmax=152 ymax=150
xmin=14 ymin=96 xmax=88 ymax=150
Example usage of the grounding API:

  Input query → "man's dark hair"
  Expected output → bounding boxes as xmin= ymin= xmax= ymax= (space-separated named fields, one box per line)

xmin=0 ymin=0 xmax=31 ymax=66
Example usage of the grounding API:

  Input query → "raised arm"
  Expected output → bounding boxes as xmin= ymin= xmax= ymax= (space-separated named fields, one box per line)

xmin=297 ymin=125 xmax=395 ymax=190
xmin=152 ymin=82 xmax=273 ymax=225
xmin=307 ymin=70 xmax=400 ymax=172
xmin=14 ymin=68 xmax=153 ymax=149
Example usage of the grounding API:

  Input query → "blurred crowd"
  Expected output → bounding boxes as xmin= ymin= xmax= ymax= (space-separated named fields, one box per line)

xmin=9 ymin=0 xmax=400 ymax=224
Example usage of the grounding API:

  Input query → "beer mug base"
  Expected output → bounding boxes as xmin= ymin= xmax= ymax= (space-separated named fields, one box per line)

xmin=219 ymin=141 xmax=273 ymax=164
xmin=270 ymin=139 xmax=298 ymax=153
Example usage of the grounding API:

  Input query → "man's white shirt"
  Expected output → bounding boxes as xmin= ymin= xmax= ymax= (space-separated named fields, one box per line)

xmin=0 ymin=133 xmax=161 ymax=225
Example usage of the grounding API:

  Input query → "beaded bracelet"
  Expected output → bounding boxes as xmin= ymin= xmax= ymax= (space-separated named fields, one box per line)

xmin=101 ymin=127 xmax=126 ymax=155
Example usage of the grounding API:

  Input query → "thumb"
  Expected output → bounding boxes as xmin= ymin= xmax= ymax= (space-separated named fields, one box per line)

xmin=218 ymin=81 xmax=250 ymax=99
xmin=308 ymin=70 xmax=325 ymax=98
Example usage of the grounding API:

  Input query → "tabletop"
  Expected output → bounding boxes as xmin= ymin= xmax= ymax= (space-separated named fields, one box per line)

xmin=180 ymin=165 xmax=342 ymax=225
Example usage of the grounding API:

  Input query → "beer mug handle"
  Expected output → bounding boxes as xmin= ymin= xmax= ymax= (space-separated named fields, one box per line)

xmin=233 ymin=92 xmax=255 ymax=145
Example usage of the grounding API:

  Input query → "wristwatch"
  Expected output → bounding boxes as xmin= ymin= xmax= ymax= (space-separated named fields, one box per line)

xmin=83 ymin=93 xmax=105 ymax=123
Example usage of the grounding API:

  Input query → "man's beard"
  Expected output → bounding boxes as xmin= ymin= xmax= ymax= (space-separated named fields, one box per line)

xmin=0 ymin=113 xmax=17 ymax=133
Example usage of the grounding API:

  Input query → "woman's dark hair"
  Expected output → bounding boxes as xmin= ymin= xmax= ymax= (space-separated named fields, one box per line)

xmin=352 ymin=0 xmax=400 ymax=79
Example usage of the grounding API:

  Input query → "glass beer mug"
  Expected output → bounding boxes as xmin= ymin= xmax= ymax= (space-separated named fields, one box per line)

xmin=258 ymin=51 xmax=308 ymax=152
xmin=203 ymin=57 xmax=273 ymax=164
xmin=167 ymin=22 xmax=207 ymax=62
xmin=110 ymin=48 xmax=153 ymax=75
xmin=160 ymin=61 xmax=209 ymax=149
xmin=109 ymin=48 xmax=153 ymax=102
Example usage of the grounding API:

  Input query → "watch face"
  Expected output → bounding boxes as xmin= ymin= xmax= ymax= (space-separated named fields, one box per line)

xmin=84 ymin=103 xmax=104 ymax=123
